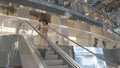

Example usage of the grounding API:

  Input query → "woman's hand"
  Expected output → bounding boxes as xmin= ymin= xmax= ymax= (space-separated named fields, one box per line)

xmin=37 ymin=25 xmax=41 ymax=30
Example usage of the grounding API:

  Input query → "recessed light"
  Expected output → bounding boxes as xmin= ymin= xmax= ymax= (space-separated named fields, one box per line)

xmin=85 ymin=13 xmax=89 ymax=16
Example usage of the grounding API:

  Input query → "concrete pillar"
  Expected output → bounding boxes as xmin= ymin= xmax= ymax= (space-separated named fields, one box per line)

xmin=71 ymin=3 xmax=78 ymax=11
xmin=17 ymin=7 xmax=29 ymax=18
xmin=101 ymin=28 xmax=107 ymax=48
xmin=74 ymin=21 xmax=89 ymax=46
xmin=59 ymin=18 xmax=69 ymax=45
xmin=77 ymin=3 xmax=84 ymax=13
xmin=16 ymin=7 xmax=29 ymax=34
xmin=86 ymin=24 xmax=92 ymax=46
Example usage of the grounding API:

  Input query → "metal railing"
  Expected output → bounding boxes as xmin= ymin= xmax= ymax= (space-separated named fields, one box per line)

xmin=23 ymin=19 xmax=117 ymax=67
xmin=0 ymin=13 xmax=116 ymax=67
xmin=22 ymin=34 xmax=47 ymax=68
xmin=23 ymin=20 xmax=81 ymax=68
xmin=49 ymin=23 xmax=116 ymax=48
xmin=48 ymin=25 xmax=118 ymax=67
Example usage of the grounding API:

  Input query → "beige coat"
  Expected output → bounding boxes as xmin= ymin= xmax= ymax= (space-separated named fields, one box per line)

xmin=34 ymin=24 xmax=48 ymax=49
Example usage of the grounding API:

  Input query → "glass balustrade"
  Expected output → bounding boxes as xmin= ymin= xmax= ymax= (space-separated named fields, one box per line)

xmin=0 ymin=15 xmax=119 ymax=68
xmin=48 ymin=23 xmax=116 ymax=49
xmin=22 ymin=20 xmax=117 ymax=68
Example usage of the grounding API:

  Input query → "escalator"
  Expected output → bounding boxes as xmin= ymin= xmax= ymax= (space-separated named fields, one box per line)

xmin=21 ymin=20 xmax=118 ymax=68
xmin=0 ymin=34 xmax=22 ymax=68
xmin=20 ymin=34 xmax=80 ymax=68
xmin=18 ymin=20 xmax=81 ymax=68
xmin=0 ymin=18 xmax=118 ymax=68
xmin=39 ymin=47 xmax=69 ymax=68
xmin=0 ymin=33 xmax=73 ymax=68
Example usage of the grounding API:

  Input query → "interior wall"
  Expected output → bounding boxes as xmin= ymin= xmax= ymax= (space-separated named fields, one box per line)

xmin=0 ymin=16 xmax=9 ymax=26
xmin=0 ymin=13 xmax=117 ymax=49
xmin=67 ymin=20 xmax=74 ymax=28
xmin=103 ymin=29 xmax=114 ymax=40
xmin=74 ymin=21 xmax=89 ymax=46
xmin=74 ymin=21 xmax=87 ymax=31
xmin=50 ymin=15 xmax=116 ymax=48
xmin=51 ymin=15 xmax=60 ymax=24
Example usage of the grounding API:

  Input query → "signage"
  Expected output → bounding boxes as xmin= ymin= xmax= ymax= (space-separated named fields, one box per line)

xmin=73 ymin=46 xmax=106 ymax=68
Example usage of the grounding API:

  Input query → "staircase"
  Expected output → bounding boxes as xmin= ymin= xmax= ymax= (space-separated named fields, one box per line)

xmin=39 ymin=47 xmax=69 ymax=68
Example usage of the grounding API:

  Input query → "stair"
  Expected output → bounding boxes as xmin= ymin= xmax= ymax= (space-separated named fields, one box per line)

xmin=39 ymin=47 xmax=69 ymax=68
xmin=45 ymin=54 xmax=58 ymax=60
xmin=47 ymin=65 xmax=69 ymax=68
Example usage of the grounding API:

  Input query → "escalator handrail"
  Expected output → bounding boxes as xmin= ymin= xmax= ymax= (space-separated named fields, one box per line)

xmin=22 ymin=34 xmax=48 ymax=68
xmin=23 ymin=20 xmax=81 ymax=68
xmin=47 ymin=38 xmax=81 ymax=68
xmin=20 ymin=21 xmax=48 ymax=68
xmin=27 ymin=37 xmax=48 ymax=68
xmin=48 ymin=26 xmax=118 ymax=67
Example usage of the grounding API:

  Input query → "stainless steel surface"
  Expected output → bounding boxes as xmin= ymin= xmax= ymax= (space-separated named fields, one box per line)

xmin=0 ymin=35 xmax=21 ymax=67
xmin=18 ymin=35 xmax=46 ymax=68
xmin=48 ymin=26 xmax=118 ymax=67
xmin=47 ymin=39 xmax=81 ymax=68
xmin=23 ymin=20 xmax=81 ymax=68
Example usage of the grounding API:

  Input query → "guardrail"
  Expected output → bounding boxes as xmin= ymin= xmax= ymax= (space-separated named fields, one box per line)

xmin=24 ymin=20 xmax=81 ymax=68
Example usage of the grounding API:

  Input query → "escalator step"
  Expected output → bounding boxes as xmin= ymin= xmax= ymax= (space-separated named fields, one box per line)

xmin=47 ymin=47 xmax=52 ymax=51
xmin=46 ymin=51 xmax=54 ymax=55
xmin=47 ymin=65 xmax=68 ymax=68
xmin=45 ymin=55 xmax=58 ymax=60
xmin=43 ymin=60 xmax=64 ymax=66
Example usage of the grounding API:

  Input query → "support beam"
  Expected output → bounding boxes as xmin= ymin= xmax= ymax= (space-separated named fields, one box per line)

xmin=0 ymin=0 xmax=103 ymax=27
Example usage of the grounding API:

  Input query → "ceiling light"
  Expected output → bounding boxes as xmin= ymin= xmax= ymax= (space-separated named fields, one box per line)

xmin=0 ymin=13 xmax=3 ymax=15
xmin=85 ymin=13 xmax=89 ymax=16
xmin=82 ymin=21 xmax=84 ymax=24
xmin=60 ymin=16 xmax=67 ymax=18
xmin=84 ymin=0 xmax=87 ymax=2
xmin=29 ymin=7 xmax=32 ymax=10
xmin=9 ymin=3 xmax=12 ymax=6
xmin=95 ymin=17 xmax=98 ymax=19
xmin=19 ymin=5 xmax=24 ymax=8
xmin=107 ymin=29 xmax=112 ymax=33
xmin=64 ymin=12 xmax=71 ymax=18
xmin=103 ymin=20 xmax=107 ymax=23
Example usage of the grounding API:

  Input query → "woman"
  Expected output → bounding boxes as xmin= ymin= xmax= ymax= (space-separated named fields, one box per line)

xmin=34 ymin=19 xmax=48 ymax=59
xmin=39 ymin=19 xmax=48 ymax=49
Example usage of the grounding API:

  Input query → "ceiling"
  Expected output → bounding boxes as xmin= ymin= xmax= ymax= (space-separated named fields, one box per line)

xmin=0 ymin=0 xmax=120 ymax=35
xmin=78 ymin=0 xmax=120 ymax=35
xmin=79 ymin=0 xmax=120 ymax=25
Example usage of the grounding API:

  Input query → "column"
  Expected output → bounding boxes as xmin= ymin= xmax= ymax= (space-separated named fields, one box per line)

xmin=86 ymin=24 xmax=92 ymax=46
xmin=74 ymin=21 xmax=86 ymax=46
xmin=16 ymin=7 xmax=29 ymax=34
xmin=59 ymin=18 xmax=69 ymax=45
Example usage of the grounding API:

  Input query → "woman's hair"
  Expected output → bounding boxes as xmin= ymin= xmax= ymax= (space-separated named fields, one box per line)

xmin=39 ymin=19 xmax=48 ymax=25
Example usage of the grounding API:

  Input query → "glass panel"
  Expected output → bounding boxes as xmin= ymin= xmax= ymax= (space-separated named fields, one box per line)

xmin=48 ymin=23 xmax=117 ymax=67
xmin=0 ymin=16 xmax=117 ymax=67
xmin=48 ymin=23 xmax=115 ymax=48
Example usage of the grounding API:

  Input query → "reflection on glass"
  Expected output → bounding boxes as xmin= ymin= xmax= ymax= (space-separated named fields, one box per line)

xmin=48 ymin=23 xmax=115 ymax=49
xmin=73 ymin=46 xmax=106 ymax=68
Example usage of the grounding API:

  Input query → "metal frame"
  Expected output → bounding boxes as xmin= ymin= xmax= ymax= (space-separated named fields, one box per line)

xmin=19 ymin=35 xmax=46 ymax=68
xmin=48 ymin=26 xmax=118 ymax=67
xmin=24 ymin=20 xmax=81 ymax=68
xmin=0 ymin=0 xmax=102 ymax=27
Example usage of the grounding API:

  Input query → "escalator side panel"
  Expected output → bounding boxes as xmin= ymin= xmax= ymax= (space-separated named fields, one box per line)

xmin=18 ymin=36 xmax=40 ymax=68
xmin=0 ymin=35 xmax=21 ymax=67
